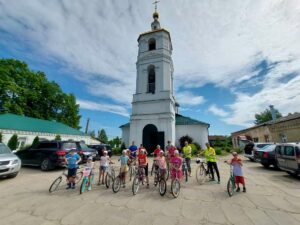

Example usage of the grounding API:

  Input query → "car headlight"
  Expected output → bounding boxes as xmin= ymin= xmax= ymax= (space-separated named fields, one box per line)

xmin=12 ymin=159 xmax=19 ymax=164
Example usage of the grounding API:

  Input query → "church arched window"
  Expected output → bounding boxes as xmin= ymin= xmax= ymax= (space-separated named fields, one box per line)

xmin=148 ymin=38 xmax=156 ymax=51
xmin=148 ymin=65 xmax=155 ymax=94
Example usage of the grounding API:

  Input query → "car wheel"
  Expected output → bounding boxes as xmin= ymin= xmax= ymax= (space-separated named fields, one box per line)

xmin=7 ymin=172 xmax=18 ymax=178
xmin=40 ymin=158 xmax=52 ymax=171
xmin=287 ymin=171 xmax=299 ymax=177
xmin=249 ymin=158 xmax=255 ymax=162
xmin=262 ymin=163 xmax=270 ymax=168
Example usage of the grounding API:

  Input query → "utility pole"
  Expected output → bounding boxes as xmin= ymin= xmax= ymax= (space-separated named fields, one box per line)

xmin=85 ymin=118 xmax=90 ymax=134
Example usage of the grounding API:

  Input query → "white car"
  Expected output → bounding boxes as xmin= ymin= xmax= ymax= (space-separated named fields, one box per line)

xmin=0 ymin=143 xmax=21 ymax=178
xmin=244 ymin=142 xmax=272 ymax=161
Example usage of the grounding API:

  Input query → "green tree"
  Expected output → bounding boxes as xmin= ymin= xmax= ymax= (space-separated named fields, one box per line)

xmin=55 ymin=134 xmax=61 ymax=141
xmin=8 ymin=134 xmax=18 ymax=150
xmin=31 ymin=136 xmax=39 ymax=148
xmin=254 ymin=108 xmax=282 ymax=125
xmin=98 ymin=129 xmax=108 ymax=143
xmin=0 ymin=132 xmax=2 ymax=143
xmin=0 ymin=58 xmax=81 ymax=128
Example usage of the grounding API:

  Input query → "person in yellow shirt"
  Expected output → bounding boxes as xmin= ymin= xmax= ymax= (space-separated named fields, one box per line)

xmin=182 ymin=141 xmax=192 ymax=177
xmin=204 ymin=143 xmax=220 ymax=183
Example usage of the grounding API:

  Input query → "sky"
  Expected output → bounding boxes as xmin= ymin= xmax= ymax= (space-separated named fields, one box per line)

xmin=0 ymin=0 xmax=300 ymax=139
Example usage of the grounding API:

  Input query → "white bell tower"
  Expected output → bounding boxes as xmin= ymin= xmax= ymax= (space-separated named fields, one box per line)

xmin=129 ymin=5 xmax=176 ymax=152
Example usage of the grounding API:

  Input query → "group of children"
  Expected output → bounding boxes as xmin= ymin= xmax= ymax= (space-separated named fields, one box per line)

xmin=65 ymin=144 xmax=247 ymax=193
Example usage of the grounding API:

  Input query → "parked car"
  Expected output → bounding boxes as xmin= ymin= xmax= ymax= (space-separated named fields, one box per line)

xmin=244 ymin=142 xmax=273 ymax=161
xmin=254 ymin=144 xmax=278 ymax=168
xmin=0 ymin=143 xmax=21 ymax=178
xmin=88 ymin=144 xmax=112 ymax=158
xmin=16 ymin=141 xmax=96 ymax=171
xmin=275 ymin=143 xmax=300 ymax=177
xmin=75 ymin=141 xmax=98 ymax=162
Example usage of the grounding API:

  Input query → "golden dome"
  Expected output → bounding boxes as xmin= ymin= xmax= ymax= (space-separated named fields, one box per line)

xmin=153 ymin=11 xmax=159 ymax=19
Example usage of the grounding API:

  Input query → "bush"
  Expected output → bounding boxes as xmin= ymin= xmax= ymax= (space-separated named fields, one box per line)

xmin=112 ymin=147 xmax=122 ymax=155
xmin=233 ymin=147 xmax=243 ymax=154
xmin=179 ymin=135 xmax=193 ymax=148
xmin=215 ymin=147 xmax=222 ymax=155
xmin=31 ymin=136 xmax=39 ymax=148
xmin=8 ymin=134 xmax=18 ymax=150
xmin=189 ymin=143 xmax=199 ymax=156
xmin=223 ymin=146 xmax=232 ymax=153
xmin=120 ymin=142 xmax=126 ymax=150
xmin=55 ymin=134 xmax=61 ymax=141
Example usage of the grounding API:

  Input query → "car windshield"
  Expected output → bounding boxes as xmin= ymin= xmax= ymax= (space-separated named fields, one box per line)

xmin=0 ymin=144 xmax=12 ymax=154
xmin=256 ymin=144 xmax=272 ymax=149
xmin=79 ymin=143 xmax=90 ymax=151
xmin=260 ymin=144 xmax=276 ymax=152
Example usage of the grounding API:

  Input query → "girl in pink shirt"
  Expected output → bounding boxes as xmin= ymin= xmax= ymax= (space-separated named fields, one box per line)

xmin=170 ymin=150 xmax=183 ymax=180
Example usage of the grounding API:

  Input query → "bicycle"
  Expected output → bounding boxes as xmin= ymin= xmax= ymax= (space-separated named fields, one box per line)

xmin=105 ymin=163 xmax=115 ymax=189
xmin=154 ymin=168 xmax=167 ymax=196
xmin=49 ymin=166 xmax=83 ymax=193
xmin=195 ymin=158 xmax=214 ymax=184
xmin=128 ymin=159 xmax=137 ymax=181
xmin=181 ymin=158 xmax=188 ymax=182
xmin=170 ymin=166 xmax=181 ymax=198
xmin=225 ymin=160 xmax=236 ymax=197
xmin=132 ymin=166 xmax=146 ymax=195
xmin=80 ymin=167 xmax=94 ymax=194
xmin=112 ymin=168 xmax=126 ymax=193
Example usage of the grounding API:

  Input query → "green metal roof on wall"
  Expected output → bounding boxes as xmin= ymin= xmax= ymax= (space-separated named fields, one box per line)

xmin=120 ymin=114 xmax=210 ymax=128
xmin=0 ymin=113 xmax=87 ymax=136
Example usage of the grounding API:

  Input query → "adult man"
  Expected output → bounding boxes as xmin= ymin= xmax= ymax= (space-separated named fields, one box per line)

xmin=65 ymin=148 xmax=81 ymax=189
xmin=182 ymin=141 xmax=192 ymax=177
xmin=129 ymin=141 xmax=138 ymax=159
xmin=204 ymin=143 xmax=220 ymax=183
xmin=165 ymin=140 xmax=172 ymax=152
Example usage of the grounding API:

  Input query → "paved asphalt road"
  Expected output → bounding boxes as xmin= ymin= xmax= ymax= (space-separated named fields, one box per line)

xmin=0 ymin=156 xmax=299 ymax=225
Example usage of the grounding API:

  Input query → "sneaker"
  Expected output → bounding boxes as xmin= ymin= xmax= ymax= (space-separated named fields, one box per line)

xmin=66 ymin=183 xmax=71 ymax=189
xmin=236 ymin=187 xmax=240 ymax=192
xmin=88 ymin=186 xmax=92 ymax=191
xmin=217 ymin=180 xmax=220 ymax=184
xmin=243 ymin=187 xmax=246 ymax=193
xmin=71 ymin=186 xmax=75 ymax=189
xmin=146 ymin=183 xmax=149 ymax=189
xmin=210 ymin=178 xmax=215 ymax=181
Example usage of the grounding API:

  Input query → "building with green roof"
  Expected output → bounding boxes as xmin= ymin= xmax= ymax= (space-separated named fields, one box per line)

xmin=0 ymin=113 xmax=95 ymax=149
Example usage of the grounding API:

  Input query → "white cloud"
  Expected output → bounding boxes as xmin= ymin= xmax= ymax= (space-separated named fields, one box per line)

xmin=176 ymin=91 xmax=205 ymax=106
xmin=208 ymin=104 xmax=229 ymax=117
xmin=77 ymin=99 xmax=129 ymax=118
xmin=1 ymin=0 xmax=300 ymax=127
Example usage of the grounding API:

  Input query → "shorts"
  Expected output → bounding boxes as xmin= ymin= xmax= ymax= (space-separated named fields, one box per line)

xmin=67 ymin=168 xmax=77 ymax=178
xmin=120 ymin=165 xmax=128 ymax=173
xmin=100 ymin=166 xmax=108 ymax=172
xmin=234 ymin=176 xmax=245 ymax=185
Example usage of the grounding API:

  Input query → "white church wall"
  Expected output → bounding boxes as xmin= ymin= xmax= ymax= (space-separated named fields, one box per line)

xmin=175 ymin=125 xmax=209 ymax=149
xmin=121 ymin=126 xmax=130 ymax=148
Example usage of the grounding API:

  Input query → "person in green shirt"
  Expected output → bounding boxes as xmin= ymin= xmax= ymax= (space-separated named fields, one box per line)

xmin=182 ymin=141 xmax=192 ymax=177
xmin=204 ymin=143 xmax=220 ymax=183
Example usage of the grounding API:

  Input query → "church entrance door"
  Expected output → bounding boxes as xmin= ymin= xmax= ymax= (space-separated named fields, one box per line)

xmin=142 ymin=124 xmax=165 ymax=154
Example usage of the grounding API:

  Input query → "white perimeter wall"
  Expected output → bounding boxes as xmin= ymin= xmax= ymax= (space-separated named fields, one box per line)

xmin=0 ymin=129 xmax=94 ymax=149
xmin=175 ymin=125 xmax=209 ymax=149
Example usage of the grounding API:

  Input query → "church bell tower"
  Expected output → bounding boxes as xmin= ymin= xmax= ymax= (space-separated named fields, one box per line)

xmin=129 ymin=5 xmax=176 ymax=152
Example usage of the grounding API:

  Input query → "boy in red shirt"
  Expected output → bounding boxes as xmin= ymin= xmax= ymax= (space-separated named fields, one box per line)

xmin=138 ymin=149 xmax=149 ymax=187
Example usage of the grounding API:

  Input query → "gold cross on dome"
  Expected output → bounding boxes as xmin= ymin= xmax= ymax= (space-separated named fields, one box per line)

xmin=153 ymin=0 xmax=160 ymax=12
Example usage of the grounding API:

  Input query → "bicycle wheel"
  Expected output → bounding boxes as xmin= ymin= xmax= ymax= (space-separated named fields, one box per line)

xmin=80 ymin=178 xmax=88 ymax=194
xmin=159 ymin=179 xmax=167 ymax=196
xmin=132 ymin=176 xmax=140 ymax=195
xmin=227 ymin=178 xmax=235 ymax=197
xmin=105 ymin=173 xmax=111 ymax=188
xmin=171 ymin=179 xmax=180 ymax=198
xmin=184 ymin=168 xmax=188 ymax=183
xmin=49 ymin=176 xmax=62 ymax=193
xmin=196 ymin=165 xmax=206 ymax=184
xmin=112 ymin=176 xmax=121 ymax=193
xmin=75 ymin=171 xmax=83 ymax=184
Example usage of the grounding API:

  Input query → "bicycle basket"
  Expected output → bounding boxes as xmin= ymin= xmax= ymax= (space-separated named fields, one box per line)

xmin=83 ymin=168 xmax=91 ymax=176
xmin=196 ymin=158 xmax=205 ymax=164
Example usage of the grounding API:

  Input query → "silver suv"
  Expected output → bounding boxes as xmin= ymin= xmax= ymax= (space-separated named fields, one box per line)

xmin=0 ymin=143 xmax=21 ymax=178
xmin=275 ymin=143 xmax=300 ymax=177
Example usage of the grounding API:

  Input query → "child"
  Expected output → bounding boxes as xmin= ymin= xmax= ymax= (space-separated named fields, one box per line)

xmin=119 ymin=149 xmax=130 ymax=187
xmin=85 ymin=156 xmax=95 ymax=191
xmin=98 ymin=151 xmax=111 ymax=185
xmin=137 ymin=149 xmax=149 ymax=187
xmin=170 ymin=150 xmax=183 ymax=180
xmin=155 ymin=150 xmax=167 ymax=181
xmin=65 ymin=148 xmax=81 ymax=189
xmin=230 ymin=152 xmax=246 ymax=192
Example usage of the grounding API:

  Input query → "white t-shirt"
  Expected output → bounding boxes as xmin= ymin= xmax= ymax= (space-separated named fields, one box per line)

xmin=100 ymin=156 xmax=109 ymax=167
